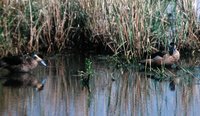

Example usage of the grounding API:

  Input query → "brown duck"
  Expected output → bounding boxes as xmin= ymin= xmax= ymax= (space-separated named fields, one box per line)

xmin=140 ymin=43 xmax=180 ymax=67
xmin=0 ymin=54 xmax=47 ymax=73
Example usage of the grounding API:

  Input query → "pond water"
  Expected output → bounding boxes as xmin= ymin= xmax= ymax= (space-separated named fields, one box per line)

xmin=0 ymin=54 xmax=200 ymax=116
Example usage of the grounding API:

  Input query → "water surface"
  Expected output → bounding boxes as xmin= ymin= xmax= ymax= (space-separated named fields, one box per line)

xmin=0 ymin=54 xmax=200 ymax=116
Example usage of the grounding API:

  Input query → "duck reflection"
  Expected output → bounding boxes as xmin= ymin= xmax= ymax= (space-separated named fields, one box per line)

xmin=2 ymin=73 xmax=46 ymax=91
xmin=169 ymin=77 xmax=180 ymax=91
xmin=144 ymin=73 xmax=180 ymax=91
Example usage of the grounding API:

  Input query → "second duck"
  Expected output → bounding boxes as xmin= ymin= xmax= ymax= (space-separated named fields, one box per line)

xmin=140 ymin=43 xmax=180 ymax=67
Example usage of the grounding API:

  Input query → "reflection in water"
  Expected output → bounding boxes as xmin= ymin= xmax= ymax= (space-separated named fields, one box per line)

xmin=0 ymin=54 xmax=199 ymax=116
xmin=2 ymin=73 xmax=45 ymax=91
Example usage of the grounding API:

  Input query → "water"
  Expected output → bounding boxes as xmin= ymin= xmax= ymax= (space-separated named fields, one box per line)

xmin=0 ymin=54 xmax=200 ymax=116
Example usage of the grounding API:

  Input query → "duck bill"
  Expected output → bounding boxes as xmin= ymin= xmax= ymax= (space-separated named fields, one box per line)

xmin=40 ymin=60 xmax=47 ymax=67
xmin=34 ymin=54 xmax=47 ymax=67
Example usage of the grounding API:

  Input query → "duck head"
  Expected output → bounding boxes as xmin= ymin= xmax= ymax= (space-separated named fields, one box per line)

xmin=33 ymin=54 xmax=47 ymax=67
xmin=169 ymin=43 xmax=177 ymax=55
xmin=168 ymin=42 xmax=180 ymax=62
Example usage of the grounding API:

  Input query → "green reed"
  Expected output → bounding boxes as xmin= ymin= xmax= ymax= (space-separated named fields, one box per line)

xmin=0 ymin=0 xmax=199 ymax=59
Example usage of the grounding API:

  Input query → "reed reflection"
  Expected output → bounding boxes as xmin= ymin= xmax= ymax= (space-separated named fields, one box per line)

xmin=88 ymin=57 xmax=200 ymax=116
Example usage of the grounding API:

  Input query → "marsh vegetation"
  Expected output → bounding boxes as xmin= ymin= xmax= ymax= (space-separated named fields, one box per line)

xmin=0 ymin=1 xmax=200 ymax=115
xmin=0 ymin=0 xmax=200 ymax=59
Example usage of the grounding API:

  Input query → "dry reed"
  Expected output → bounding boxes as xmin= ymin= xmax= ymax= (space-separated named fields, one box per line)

xmin=0 ymin=0 xmax=199 ymax=59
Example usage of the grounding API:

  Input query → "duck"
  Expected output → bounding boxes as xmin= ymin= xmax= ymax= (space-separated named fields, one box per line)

xmin=140 ymin=43 xmax=180 ymax=67
xmin=0 ymin=53 xmax=47 ymax=73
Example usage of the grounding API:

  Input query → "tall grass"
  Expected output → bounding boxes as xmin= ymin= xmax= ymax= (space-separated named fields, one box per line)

xmin=0 ymin=0 xmax=199 ymax=58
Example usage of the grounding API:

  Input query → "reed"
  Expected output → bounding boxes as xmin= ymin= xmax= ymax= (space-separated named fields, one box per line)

xmin=0 ymin=0 xmax=199 ymax=59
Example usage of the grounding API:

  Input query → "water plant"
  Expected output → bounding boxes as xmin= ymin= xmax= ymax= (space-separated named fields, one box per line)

xmin=77 ymin=58 xmax=93 ymax=92
xmin=78 ymin=58 xmax=93 ymax=77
